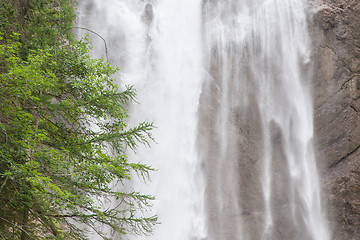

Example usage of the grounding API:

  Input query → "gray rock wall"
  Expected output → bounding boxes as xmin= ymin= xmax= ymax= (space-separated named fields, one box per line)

xmin=199 ymin=0 xmax=360 ymax=238
xmin=311 ymin=0 xmax=360 ymax=239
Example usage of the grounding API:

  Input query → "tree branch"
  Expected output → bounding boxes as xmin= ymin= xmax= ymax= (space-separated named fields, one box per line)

xmin=0 ymin=175 xmax=9 ymax=194
xmin=74 ymin=26 xmax=109 ymax=62
xmin=0 ymin=216 xmax=33 ymax=239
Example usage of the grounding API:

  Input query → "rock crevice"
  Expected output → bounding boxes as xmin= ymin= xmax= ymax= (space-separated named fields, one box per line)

xmin=311 ymin=0 xmax=360 ymax=238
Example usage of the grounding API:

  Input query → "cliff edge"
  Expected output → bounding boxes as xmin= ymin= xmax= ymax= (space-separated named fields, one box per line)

xmin=311 ymin=0 xmax=360 ymax=238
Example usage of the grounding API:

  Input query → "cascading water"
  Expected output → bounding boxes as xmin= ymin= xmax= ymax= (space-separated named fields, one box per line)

xmin=77 ymin=0 xmax=206 ymax=239
xmin=77 ymin=0 xmax=330 ymax=239
xmin=201 ymin=0 xmax=330 ymax=239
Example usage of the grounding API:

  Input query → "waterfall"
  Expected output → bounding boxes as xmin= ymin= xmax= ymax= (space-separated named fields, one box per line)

xmin=77 ymin=0 xmax=206 ymax=239
xmin=201 ymin=0 xmax=330 ymax=239
xmin=77 ymin=0 xmax=330 ymax=239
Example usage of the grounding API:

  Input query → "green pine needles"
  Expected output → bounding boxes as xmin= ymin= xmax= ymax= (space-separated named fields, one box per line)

xmin=0 ymin=0 xmax=157 ymax=239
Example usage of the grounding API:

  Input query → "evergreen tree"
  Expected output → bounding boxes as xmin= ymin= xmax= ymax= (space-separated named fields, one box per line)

xmin=0 ymin=1 xmax=157 ymax=239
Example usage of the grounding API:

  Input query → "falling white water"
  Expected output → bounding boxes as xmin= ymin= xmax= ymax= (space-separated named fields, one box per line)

xmin=77 ymin=0 xmax=206 ymax=240
xmin=202 ymin=0 xmax=330 ymax=239
xmin=78 ymin=0 xmax=330 ymax=239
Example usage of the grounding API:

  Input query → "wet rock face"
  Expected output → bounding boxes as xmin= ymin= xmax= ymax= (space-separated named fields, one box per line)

xmin=311 ymin=0 xmax=360 ymax=239
xmin=141 ymin=3 xmax=154 ymax=25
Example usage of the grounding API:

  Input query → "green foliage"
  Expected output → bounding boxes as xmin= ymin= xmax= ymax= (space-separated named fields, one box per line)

xmin=0 ymin=1 xmax=156 ymax=239
xmin=0 ymin=0 xmax=76 ymax=58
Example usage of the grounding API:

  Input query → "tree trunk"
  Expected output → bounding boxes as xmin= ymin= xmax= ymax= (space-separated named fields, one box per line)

xmin=20 ymin=207 xmax=29 ymax=240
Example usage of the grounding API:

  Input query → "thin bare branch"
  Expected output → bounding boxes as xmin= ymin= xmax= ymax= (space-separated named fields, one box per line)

xmin=74 ymin=27 xmax=109 ymax=62
xmin=0 ymin=175 xmax=9 ymax=194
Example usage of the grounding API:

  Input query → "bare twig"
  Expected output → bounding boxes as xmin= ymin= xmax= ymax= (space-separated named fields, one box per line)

xmin=0 ymin=216 xmax=34 ymax=240
xmin=74 ymin=27 xmax=109 ymax=61
xmin=0 ymin=175 xmax=9 ymax=194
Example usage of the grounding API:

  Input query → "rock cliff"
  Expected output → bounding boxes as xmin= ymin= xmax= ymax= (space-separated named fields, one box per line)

xmin=311 ymin=0 xmax=360 ymax=239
